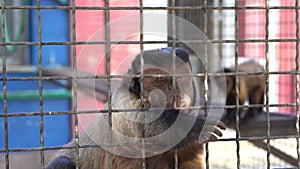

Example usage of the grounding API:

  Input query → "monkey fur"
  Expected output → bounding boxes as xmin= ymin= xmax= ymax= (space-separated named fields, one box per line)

xmin=222 ymin=60 xmax=265 ymax=124
xmin=46 ymin=48 xmax=225 ymax=169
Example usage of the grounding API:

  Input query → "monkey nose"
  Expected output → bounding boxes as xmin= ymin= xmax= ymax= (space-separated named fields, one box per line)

xmin=180 ymin=94 xmax=191 ymax=107
xmin=148 ymin=89 xmax=167 ymax=108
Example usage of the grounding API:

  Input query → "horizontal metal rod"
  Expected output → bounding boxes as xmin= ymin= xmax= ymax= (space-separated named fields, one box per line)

xmin=0 ymin=39 xmax=299 ymax=46
xmin=2 ymin=5 xmax=300 ymax=11
xmin=0 ymin=105 xmax=298 ymax=118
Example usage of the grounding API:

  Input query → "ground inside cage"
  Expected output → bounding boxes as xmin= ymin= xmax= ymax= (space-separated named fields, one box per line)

xmin=223 ymin=111 xmax=299 ymax=168
xmin=209 ymin=130 xmax=298 ymax=169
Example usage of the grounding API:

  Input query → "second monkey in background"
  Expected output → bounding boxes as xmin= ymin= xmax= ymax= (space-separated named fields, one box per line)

xmin=222 ymin=60 xmax=265 ymax=124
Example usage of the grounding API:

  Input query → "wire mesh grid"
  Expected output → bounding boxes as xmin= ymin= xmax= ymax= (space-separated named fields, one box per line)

xmin=0 ymin=0 xmax=299 ymax=169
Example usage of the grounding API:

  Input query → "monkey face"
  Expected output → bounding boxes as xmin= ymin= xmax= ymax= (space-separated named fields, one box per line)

xmin=143 ymin=69 xmax=191 ymax=108
xmin=131 ymin=68 xmax=193 ymax=111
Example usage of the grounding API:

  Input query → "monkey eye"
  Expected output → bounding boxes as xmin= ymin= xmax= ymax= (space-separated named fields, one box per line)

xmin=157 ymin=77 xmax=166 ymax=81
xmin=167 ymin=85 xmax=173 ymax=91
xmin=154 ymin=77 xmax=167 ymax=84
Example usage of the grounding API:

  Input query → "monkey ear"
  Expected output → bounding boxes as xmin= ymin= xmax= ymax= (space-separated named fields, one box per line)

xmin=127 ymin=68 xmax=133 ymax=74
xmin=129 ymin=76 xmax=141 ymax=96
xmin=223 ymin=68 xmax=235 ymax=91
xmin=223 ymin=68 xmax=234 ymax=73
xmin=160 ymin=47 xmax=190 ymax=63
xmin=127 ymin=68 xmax=140 ymax=92
xmin=226 ymin=76 xmax=234 ymax=92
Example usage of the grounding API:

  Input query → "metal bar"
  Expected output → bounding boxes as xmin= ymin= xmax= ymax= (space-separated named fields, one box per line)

xmin=1 ymin=0 xmax=9 ymax=168
xmin=4 ymin=69 xmax=296 ymax=81
xmin=202 ymin=0 xmax=210 ymax=168
xmin=295 ymin=0 xmax=300 ymax=168
xmin=0 ymin=105 xmax=299 ymax=118
xmin=2 ymin=38 xmax=300 ymax=46
xmin=234 ymin=0 xmax=241 ymax=169
xmin=138 ymin=1 xmax=146 ymax=169
xmin=170 ymin=0 xmax=178 ymax=168
xmin=104 ymin=0 xmax=113 ymax=168
xmin=70 ymin=0 xmax=79 ymax=169
xmin=5 ymin=5 xmax=300 ymax=11
xmin=38 ymin=67 xmax=300 ymax=79
xmin=3 ymin=133 xmax=300 ymax=154
xmin=36 ymin=1 xmax=45 ymax=168
xmin=264 ymin=0 xmax=271 ymax=168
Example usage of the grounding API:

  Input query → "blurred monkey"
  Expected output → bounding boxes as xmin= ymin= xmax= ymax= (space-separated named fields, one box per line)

xmin=222 ymin=60 xmax=265 ymax=124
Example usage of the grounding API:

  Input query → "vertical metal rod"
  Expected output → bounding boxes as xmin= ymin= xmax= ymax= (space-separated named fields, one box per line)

xmin=264 ymin=0 xmax=271 ymax=169
xmin=170 ymin=0 xmax=176 ymax=111
xmin=104 ymin=0 xmax=113 ymax=168
xmin=202 ymin=1 xmax=210 ymax=169
xmin=170 ymin=0 xmax=178 ymax=169
xmin=174 ymin=149 xmax=178 ymax=169
xmin=170 ymin=0 xmax=176 ymax=52
xmin=234 ymin=0 xmax=241 ymax=169
xmin=138 ymin=3 xmax=145 ymax=112
xmin=138 ymin=0 xmax=146 ymax=169
xmin=203 ymin=0 xmax=208 ymax=118
xmin=295 ymin=0 xmax=300 ymax=168
xmin=37 ymin=0 xmax=45 ymax=168
xmin=70 ymin=0 xmax=79 ymax=168
xmin=1 ymin=0 xmax=8 ymax=168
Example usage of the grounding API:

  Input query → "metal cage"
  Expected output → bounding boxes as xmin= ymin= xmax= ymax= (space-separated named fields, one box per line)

xmin=0 ymin=0 xmax=300 ymax=169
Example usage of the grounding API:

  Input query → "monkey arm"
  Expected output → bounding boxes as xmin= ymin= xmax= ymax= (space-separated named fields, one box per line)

xmin=46 ymin=156 xmax=75 ymax=169
xmin=174 ymin=111 xmax=225 ymax=150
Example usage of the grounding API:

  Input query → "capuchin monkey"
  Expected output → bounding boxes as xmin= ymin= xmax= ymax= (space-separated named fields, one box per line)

xmin=222 ymin=60 xmax=265 ymax=124
xmin=46 ymin=48 xmax=225 ymax=169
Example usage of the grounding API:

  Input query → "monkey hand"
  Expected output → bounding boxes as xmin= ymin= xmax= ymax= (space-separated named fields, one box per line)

xmin=197 ymin=118 xmax=226 ymax=143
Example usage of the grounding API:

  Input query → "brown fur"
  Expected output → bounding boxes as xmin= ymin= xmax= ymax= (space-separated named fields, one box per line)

xmin=47 ymin=49 xmax=224 ymax=169
xmin=223 ymin=60 xmax=265 ymax=124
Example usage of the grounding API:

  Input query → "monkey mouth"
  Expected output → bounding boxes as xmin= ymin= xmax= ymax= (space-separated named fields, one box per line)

xmin=143 ymin=110 xmax=223 ymax=148
xmin=143 ymin=110 xmax=202 ymax=138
